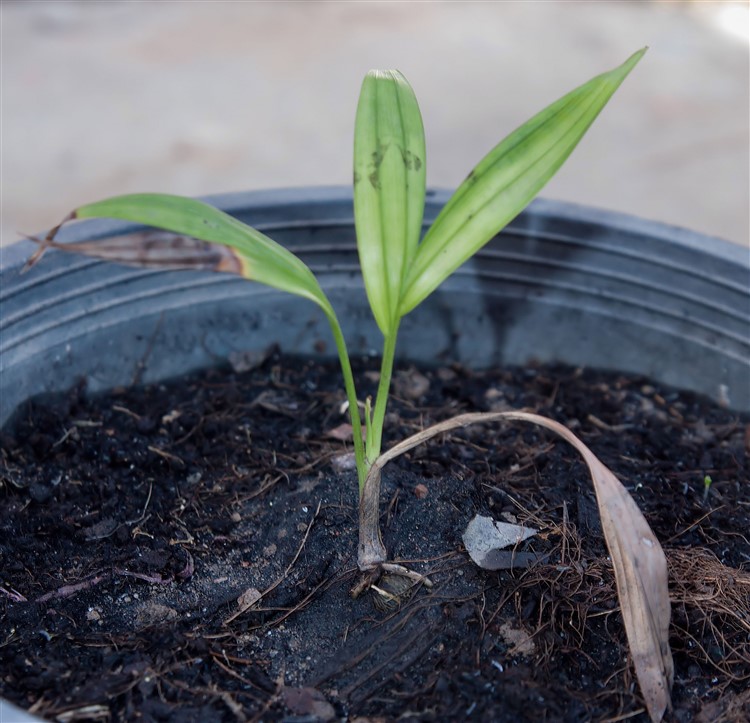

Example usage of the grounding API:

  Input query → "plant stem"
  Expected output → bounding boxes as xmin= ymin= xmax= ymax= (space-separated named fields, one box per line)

xmin=358 ymin=461 xmax=387 ymax=570
xmin=356 ymin=328 xmax=399 ymax=572
xmin=367 ymin=325 xmax=399 ymax=465
xmin=325 ymin=311 xmax=366 ymax=489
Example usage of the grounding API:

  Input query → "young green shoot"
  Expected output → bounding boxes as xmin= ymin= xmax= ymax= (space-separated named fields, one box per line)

xmin=27 ymin=49 xmax=645 ymax=492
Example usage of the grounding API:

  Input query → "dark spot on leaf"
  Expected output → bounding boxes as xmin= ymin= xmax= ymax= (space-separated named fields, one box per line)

xmin=372 ymin=143 xmax=389 ymax=169
xmin=398 ymin=147 xmax=423 ymax=172
xmin=353 ymin=171 xmax=361 ymax=185
xmin=369 ymin=171 xmax=380 ymax=190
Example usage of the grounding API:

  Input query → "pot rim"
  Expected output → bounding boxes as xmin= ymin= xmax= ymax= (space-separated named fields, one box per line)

xmin=2 ymin=187 xmax=747 ymax=271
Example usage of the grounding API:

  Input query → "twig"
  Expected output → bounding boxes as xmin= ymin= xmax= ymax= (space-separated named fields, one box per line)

xmin=36 ymin=573 xmax=109 ymax=603
xmin=224 ymin=501 xmax=321 ymax=625
xmin=125 ymin=482 xmax=154 ymax=525
xmin=664 ymin=506 xmax=724 ymax=544
xmin=113 ymin=405 xmax=142 ymax=421
xmin=0 ymin=585 xmax=28 ymax=603
xmin=380 ymin=562 xmax=433 ymax=588
xmin=209 ymin=653 xmax=271 ymax=699
xmin=587 ymin=414 xmax=633 ymax=432
xmin=52 ymin=427 xmax=76 ymax=449
xmin=114 ymin=568 xmax=169 ymax=585
xmin=249 ymin=668 xmax=285 ymax=723
xmin=148 ymin=445 xmax=185 ymax=466
xmin=254 ymin=576 xmax=330 ymax=630
xmin=160 ymin=677 xmax=247 ymax=722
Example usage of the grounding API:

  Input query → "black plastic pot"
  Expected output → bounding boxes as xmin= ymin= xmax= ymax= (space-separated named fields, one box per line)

xmin=2 ymin=187 xmax=748 ymax=430
xmin=0 ymin=188 xmax=748 ymax=721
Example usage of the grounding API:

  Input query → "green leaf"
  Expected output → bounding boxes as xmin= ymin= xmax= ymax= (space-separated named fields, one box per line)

xmin=399 ymin=48 xmax=647 ymax=316
xmin=71 ymin=193 xmax=333 ymax=313
xmin=354 ymin=70 xmax=426 ymax=335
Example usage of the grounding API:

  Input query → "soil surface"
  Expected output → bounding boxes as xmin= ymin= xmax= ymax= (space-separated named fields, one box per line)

xmin=1 ymin=352 xmax=748 ymax=722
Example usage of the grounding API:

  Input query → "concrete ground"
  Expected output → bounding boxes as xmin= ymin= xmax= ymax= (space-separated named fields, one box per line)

xmin=1 ymin=1 xmax=748 ymax=249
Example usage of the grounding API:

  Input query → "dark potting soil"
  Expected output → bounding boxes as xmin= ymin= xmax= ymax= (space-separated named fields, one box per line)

xmin=1 ymin=352 xmax=748 ymax=723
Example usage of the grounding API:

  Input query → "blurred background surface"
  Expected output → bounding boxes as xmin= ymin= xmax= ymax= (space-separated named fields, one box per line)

xmin=2 ymin=0 xmax=748 ymax=248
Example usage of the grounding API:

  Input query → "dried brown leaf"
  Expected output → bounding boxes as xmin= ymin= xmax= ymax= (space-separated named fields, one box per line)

xmin=498 ymin=621 xmax=536 ymax=656
xmin=361 ymin=410 xmax=673 ymax=721
xmin=326 ymin=423 xmax=354 ymax=441
xmin=393 ymin=368 xmax=430 ymax=400
xmin=237 ymin=587 xmax=261 ymax=611
xmin=25 ymin=230 xmax=244 ymax=274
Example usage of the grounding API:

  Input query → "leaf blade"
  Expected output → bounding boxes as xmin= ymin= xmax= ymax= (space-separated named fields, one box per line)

xmin=52 ymin=193 xmax=332 ymax=312
xmin=399 ymin=48 xmax=647 ymax=316
xmin=354 ymin=70 xmax=426 ymax=334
